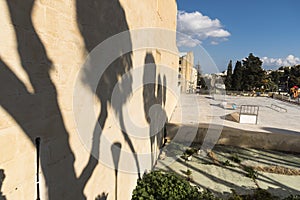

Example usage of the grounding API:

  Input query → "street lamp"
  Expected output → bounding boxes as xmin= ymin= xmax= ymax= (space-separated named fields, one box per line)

xmin=286 ymin=76 xmax=290 ymax=93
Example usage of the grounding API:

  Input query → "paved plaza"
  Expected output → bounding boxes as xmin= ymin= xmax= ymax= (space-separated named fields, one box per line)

xmin=170 ymin=94 xmax=300 ymax=135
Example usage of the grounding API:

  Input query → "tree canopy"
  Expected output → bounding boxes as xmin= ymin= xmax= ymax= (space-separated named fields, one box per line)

xmin=241 ymin=53 xmax=264 ymax=91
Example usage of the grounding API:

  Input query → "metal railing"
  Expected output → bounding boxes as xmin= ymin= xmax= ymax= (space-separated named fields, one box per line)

xmin=240 ymin=105 xmax=259 ymax=115
xmin=270 ymin=104 xmax=287 ymax=112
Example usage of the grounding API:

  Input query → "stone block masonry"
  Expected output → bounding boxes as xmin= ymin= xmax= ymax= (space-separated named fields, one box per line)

xmin=0 ymin=1 xmax=178 ymax=199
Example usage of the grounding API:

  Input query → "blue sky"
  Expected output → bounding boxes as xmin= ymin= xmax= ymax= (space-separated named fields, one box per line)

xmin=176 ymin=0 xmax=300 ymax=72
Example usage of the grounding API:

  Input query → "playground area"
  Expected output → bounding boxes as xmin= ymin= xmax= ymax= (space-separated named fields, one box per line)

xmin=221 ymin=95 xmax=300 ymax=133
xmin=169 ymin=94 xmax=300 ymax=137
xmin=166 ymin=94 xmax=300 ymax=152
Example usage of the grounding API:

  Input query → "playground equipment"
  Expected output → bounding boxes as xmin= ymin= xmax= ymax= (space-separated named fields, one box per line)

xmin=290 ymin=86 xmax=299 ymax=99
xmin=239 ymin=105 xmax=259 ymax=124
xmin=220 ymin=102 xmax=237 ymax=110
xmin=270 ymin=104 xmax=287 ymax=112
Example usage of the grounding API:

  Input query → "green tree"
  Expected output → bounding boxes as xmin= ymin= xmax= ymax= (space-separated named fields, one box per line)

xmin=289 ymin=65 xmax=300 ymax=87
xmin=225 ymin=60 xmax=233 ymax=90
xmin=232 ymin=61 xmax=243 ymax=91
xmin=196 ymin=64 xmax=207 ymax=90
xmin=242 ymin=53 xmax=264 ymax=91
xmin=269 ymin=71 xmax=282 ymax=85
xmin=268 ymin=70 xmax=284 ymax=92
xmin=278 ymin=66 xmax=300 ymax=90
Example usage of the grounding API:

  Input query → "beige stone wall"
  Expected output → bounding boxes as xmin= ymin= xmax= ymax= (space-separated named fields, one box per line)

xmin=0 ymin=0 xmax=178 ymax=200
xmin=179 ymin=51 xmax=194 ymax=93
xmin=191 ymin=67 xmax=198 ymax=92
xmin=167 ymin=123 xmax=300 ymax=153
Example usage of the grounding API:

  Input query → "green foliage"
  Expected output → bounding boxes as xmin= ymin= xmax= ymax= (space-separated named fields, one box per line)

xmin=230 ymin=153 xmax=241 ymax=164
xmin=265 ymin=65 xmax=300 ymax=92
xmin=181 ymin=148 xmax=197 ymax=161
xmin=243 ymin=166 xmax=258 ymax=180
xmin=222 ymin=160 xmax=235 ymax=167
xmin=132 ymin=171 xmax=299 ymax=200
xmin=230 ymin=54 xmax=300 ymax=92
xmin=231 ymin=53 xmax=267 ymax=91
xmin=225 ymin=60 xmax=233 ymax=90
xmin=185 ymin=148 xmax=197 ymax=156
xmin=197 ymin=72 xmax=208 ymax=89
xmin=232 ymin=61 xmax=243 ymax=91
xmin=186 ymin=169 xmax=193 ymax=181
xmin=242 ymin=53 xmax=265 ymax=90
xmin=288 ymin=65 xmax=300 ymax=88
xmin=131 ymin=171 xmax=222 ymax=200
xmin=198 ymin=189 xmax=221 ymax=200
xmin=283 ymin=195 xmax=300 ymax=200
xmin=131 ymin=171 xmax=200 ymax=200
xmin=270 ymin=71 xmax=282 ymax=85
xmin=228 ymin=189 xmax=278 ymax=200
xmin=228 ymin=190 xmax=244 ymax=200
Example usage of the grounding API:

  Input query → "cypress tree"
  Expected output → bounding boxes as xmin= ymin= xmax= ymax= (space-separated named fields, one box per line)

xmin=232 ymin=61 xmax=243 ymax=91
xmin=225 ymin=60 xmax=233 ymax=90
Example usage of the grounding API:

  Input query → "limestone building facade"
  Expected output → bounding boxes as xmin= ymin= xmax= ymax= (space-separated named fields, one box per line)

xmin=0 ymin=0 xmax=178 ymax=199
xmin=178 ymin=51 xmax=194 ymax=93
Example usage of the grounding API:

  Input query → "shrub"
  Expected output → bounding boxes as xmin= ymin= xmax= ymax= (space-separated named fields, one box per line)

xmin=243 ymin=166 xmax=258 ymax=180
xmin=283 ymin=195 xmax=300 ymax=200
xmin=185 ymin=148 xmax=197 ymax=156
xmin=230 ymin=153 xmax=241 ymax=163
xmin=186 ymin=169 xmax=192 ymax=176
xmin=131 ymin=170 xmax=218 ymax=200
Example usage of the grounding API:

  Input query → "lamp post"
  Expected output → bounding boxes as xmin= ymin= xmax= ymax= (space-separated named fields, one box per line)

xmin=287 ymin=76 xmax=290 ymax=93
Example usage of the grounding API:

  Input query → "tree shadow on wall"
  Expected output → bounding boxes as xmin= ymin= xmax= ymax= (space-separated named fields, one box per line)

xmin=76 ymin=0 xmax=141 ymax=178
xmin=0 ymin=169 xmax=6 ymax=200
xmin=0 ymin=0 xmax=137 ymax=199
xmin=143 ymin=53 xmax=168 ymax=167
xmin=95 ymin=192 xmax=108 ymax=200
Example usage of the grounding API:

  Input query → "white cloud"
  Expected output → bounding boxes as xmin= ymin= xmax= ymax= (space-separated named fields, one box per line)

xmin=177 ymin=10 xmax=230 ymax=47
xmin=262 ymin=55 xmax=300 ymax=67
xmin=176 ymin=34 xmax=201 ymax=47
xmin=211 ymin=41 xmax=219 ymax=45
xmin=207 ymin=29 xmax=230 ymax=38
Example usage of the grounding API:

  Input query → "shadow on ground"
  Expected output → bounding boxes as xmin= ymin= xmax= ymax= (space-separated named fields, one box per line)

xmin=156 ymin=123 xmax=300 ymax=198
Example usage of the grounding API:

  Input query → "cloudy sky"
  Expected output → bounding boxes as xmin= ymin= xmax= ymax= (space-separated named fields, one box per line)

xmin=176 ymin=0 xmax=300 ymax=71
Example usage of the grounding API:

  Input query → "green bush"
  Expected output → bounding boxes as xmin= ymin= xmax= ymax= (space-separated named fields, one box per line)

xmin=243 ymin=166 xmax=258 ymax=180
xmin=230 ymin=153 xmax=241 ymax=163
xmin=131 ymin=170 xmax=219 ymax=200
xmin=283 ymin=195 xmax=300 ymax=200
xmin=185 ymin=148 xmax=197 ymax=156
xmin=228 ymin=189 xmax=277 ymax=200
